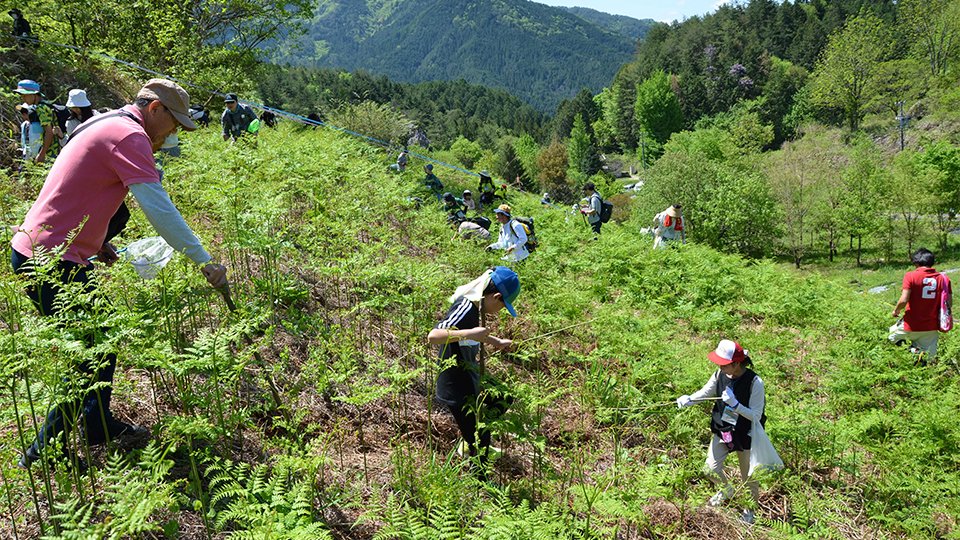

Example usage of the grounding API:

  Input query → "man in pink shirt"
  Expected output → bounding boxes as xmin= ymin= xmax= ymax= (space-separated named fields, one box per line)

xmin=889 ymin=248 xmax=950 ymax=360
xmin=12 ymin=79 xmax=228 ymax=470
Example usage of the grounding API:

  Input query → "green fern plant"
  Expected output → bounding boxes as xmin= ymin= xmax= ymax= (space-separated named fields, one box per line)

xmin=205 ymin=456 xmax=331 ymax=538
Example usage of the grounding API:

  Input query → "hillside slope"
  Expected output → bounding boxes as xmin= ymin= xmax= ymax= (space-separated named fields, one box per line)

xmin=271 ymin=0 xmax=635 ymax=111
xmin=1 ymin=123 xmax=958 ymax=538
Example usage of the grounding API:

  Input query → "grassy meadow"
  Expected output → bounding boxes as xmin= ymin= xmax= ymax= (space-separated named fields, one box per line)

xmin=0 ymin=123 xmax=958 ymax=539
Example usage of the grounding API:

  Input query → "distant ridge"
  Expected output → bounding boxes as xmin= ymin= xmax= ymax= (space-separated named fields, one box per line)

xmin=559 ymin=6 xmax=655 ymax=43
xmin=270 ymin=0 xmax=637 ymax=111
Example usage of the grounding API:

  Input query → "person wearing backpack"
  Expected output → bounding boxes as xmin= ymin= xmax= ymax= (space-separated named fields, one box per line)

xmin=486 ymin=204 xmax=529 ymax=263
xmin=889 ymin=248 xmax=952 ymax=360
xmin=676 ymin=339 xmax=766 ymax=524
xmin=653 ymin=204 xmax=686 ymax=249
xmin=14 ymin=79 xmax=59 ymax=163
xmin=580 ymin=182 xmax=603 ymax=236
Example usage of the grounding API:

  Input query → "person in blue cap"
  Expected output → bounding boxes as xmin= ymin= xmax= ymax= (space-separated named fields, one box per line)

xmin=427 ymin=266 xmax=520 ymax=479
xmin=14 ymin=79 xmax=58 ymax=163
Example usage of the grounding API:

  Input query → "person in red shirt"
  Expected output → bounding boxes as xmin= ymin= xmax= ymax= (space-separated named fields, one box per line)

xmin=889 ymin=248 xmax=951 ymax=359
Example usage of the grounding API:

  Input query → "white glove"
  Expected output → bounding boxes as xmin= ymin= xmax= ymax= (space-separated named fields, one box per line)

xmin=721 ymin=387 xmax=739 ymax=409
xmin=676 ymin=395 xmax=694 ymax=409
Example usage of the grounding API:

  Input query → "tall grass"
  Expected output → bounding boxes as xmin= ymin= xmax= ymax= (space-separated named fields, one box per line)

xmin=0 ymin=123 xmax=956 ymax=538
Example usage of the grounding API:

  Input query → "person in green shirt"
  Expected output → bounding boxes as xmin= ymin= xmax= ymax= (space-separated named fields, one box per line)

xmin=424 ymin=164 xmax=444 ymax=201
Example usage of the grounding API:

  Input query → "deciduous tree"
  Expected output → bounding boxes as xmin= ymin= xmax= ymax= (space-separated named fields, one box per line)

xmin=634 ymin=70 xmax=684 ymax=146
xmin=810 ymin=13 xmax=891 ymax=132
xmin=898 ymin=0 xmax=960 ymax=76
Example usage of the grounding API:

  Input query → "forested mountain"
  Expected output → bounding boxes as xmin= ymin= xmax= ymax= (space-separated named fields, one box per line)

xmin=257 ymin=64 xmax=548 ymax=147
xmin=596 ymin=0 xmax=900 ymax=152
xmin=270 ymin=0 xmax=636 ymax=111
xmin=559 ymin=6 xmax=655 ymax=42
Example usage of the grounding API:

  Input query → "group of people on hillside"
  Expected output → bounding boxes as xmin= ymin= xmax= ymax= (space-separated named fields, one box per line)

xmin=7 ymin=55 xmax=947 ymax=532
xmin=431 ymin=262 xmax=772 ymax=523
xmin=12 ymin=79 xmax=100 ymax=164
xmin=413 ymin=162 xmax=532 ymax=261
xmin=13 ymin=77 xmax=268 ymax=165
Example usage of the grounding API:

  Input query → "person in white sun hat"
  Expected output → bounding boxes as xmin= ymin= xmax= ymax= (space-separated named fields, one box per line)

xmin=63 ymin=88 xmax=97 ymax=144
xmin=676 ymin=339 xmax=767 ymax=524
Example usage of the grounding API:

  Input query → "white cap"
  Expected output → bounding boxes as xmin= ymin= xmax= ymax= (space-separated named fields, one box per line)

xmin=66 ymin=89 xmax=91 ymax=108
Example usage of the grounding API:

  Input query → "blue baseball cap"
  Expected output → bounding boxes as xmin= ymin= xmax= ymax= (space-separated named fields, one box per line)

xmin=14 ymin=79 xmax=40 ymax=95
xmin=490 ymin=266 xmax=520 ymax=317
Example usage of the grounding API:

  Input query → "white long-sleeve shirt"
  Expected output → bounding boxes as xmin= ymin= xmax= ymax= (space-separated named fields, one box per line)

xmin=488 ymin=218 xmax=529 ymax=262
xmin=129 ymin=182 xmax=211 ymax=265
xmin=690 ymin=370 xmax=765 ymax=426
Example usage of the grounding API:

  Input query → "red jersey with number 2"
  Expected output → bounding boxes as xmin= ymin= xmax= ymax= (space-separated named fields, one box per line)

xmin=903 ymin=267 xmax=940 ymax=332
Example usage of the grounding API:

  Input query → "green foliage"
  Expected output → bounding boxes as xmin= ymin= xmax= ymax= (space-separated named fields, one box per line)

xmin=695 ymin=99 xmax=774 ymax=153
xmin=512 ymin=134 xmax=541 ymax=185
xmin=325 ymin=100 xmax=413 ymax=147
xmin=898 ymin=0 xmax=960 ymax=76
xmin=6 ymin=82 xmax=960 ymax=540
xmin=271 ymin=0 xmax=635 ymax=111
xmin=206 ymin=456 xmax=330 ymax=539
xmin=493 ymin=139 xmax=527 ymax=189
xmin=256 ymin=66 xmax=547 ymax=148
xmin=634 ymin=70 xmax=683 ymax=149
xmin=450 ymin=137 xmax=485 ymax=169
xmin=43 ymin=443 xmax=179 ymax=539
xmin=627 ymin=0 xmax=897 ymax=127
xmin=536 ymin=141 xmax=572 ymax=203
xmin=27 ymin=0 xmax=313 ymax=92
xmin=567 ymin=115 xmax=600 ymax=177
xmin=759 ymin=56 xmax=809 ymax=145
xmin=810 ymin=13 xmax=893 ymax=131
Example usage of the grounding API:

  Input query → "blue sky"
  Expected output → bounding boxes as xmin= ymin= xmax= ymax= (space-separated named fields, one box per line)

xmin=537 ymin=0 xmax=729 ymax=23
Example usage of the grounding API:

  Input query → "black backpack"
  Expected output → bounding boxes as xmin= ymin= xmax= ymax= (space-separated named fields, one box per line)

xmin=513 ymin=217 xmax=538 ymax=252
xmin=598 ymin=196 xmax=614 ymax=224
xmin=469 ymin=216 xmax=492 ymax=230
xmin=41 ymin=101 xmax=72 ymax=136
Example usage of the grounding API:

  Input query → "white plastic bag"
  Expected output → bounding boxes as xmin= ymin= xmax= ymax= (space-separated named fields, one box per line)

xmin=124 ymin=236 xmax=175 ymax=279
xmin=749 ymin=424 xmax=784 ymax=476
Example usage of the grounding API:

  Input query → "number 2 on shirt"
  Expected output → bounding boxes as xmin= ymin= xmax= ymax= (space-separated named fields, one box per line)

xmin=922 ymin=277 xmax=938 ymax=299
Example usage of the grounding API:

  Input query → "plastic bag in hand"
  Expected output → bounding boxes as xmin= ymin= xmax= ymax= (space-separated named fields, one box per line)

xmin=124 ymin=236 xmax=175 ymax=279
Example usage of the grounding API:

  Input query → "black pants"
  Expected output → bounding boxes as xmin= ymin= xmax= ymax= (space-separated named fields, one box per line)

xmin=437 ymin=363 xmax=512 ymax=476
xmin=12 ymin=249 xmax=119 ymax=457
xmin=590 ymin=220 xmax=602 ymax=234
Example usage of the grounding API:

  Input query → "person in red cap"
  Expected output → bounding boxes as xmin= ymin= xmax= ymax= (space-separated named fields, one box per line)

xmin=676 ymin=339 xmax=766 ymax=524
